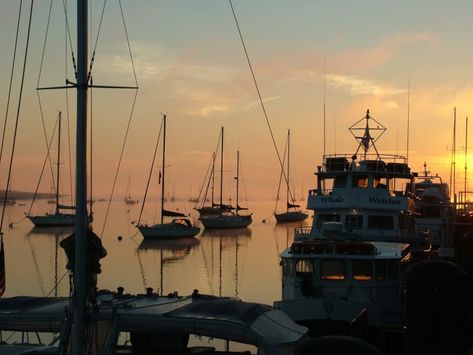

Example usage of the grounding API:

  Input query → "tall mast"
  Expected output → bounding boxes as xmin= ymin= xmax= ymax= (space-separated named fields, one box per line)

xmin=286 ymin=130 xmax=290 ymax=213
xmin=73 ymin=0 xmax=89 ymax=352
xmin=55 ymin=111 xmax=61 ymax=215
xmin=211 ymin=151 xmax=216 ymax=206
xmin=453 ymin=107 xmax=457 ymax=200
xmin=465 ymin=116 xmax=469 ymax=200
xmin=220 ymin=126 xmax=224 ymax=210
xmin=323 ymin=57 xmax=326 ymax=158
xmin=161 ymin=114 xmax=167 ymax=225
xmin=406 ymin=79 xmax=410 ymax=164
xmin=236 ymin=150 xmax=240 ymax=216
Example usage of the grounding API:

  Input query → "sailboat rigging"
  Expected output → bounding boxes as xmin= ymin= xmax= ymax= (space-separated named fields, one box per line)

xmin=274 ymin=129 xmax=308 ymax=223
xmin=136 ymin=115 xmax=200 ymax=239
xmin=200 ymin=130 xmax=252 ymax=229
xmin=27 ymin=111 xmax=92 ymax=227
xmin=196 ymin=129 xmax=233 ymax=216
xmin=124 ymin=174 xmax=138 ymax=205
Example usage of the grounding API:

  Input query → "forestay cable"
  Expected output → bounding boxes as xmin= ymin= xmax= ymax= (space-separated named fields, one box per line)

xmin=228 ymin=0 xmax=296 ymax=204
xmin=0 ymin=0 xmax=34 ymax=232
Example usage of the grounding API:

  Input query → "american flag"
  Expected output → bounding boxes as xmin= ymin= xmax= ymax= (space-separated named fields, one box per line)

xmin=0 ymin=237 xmax=5 ymax=297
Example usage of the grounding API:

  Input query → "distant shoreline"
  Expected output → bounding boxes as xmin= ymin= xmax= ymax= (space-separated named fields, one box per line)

xmin=0 ymin=190 xmax=55 ymax=200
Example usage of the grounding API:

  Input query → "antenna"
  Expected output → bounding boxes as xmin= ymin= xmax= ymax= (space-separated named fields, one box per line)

xmin=465 ymin=116 xmax=468 ymax=201
xmin=406 ymin=79 xmax=410 ymax=164
xmin=323 ymin=57 xmax=326 ymax=158
xmin=450 ymin=107 xmax=457 ymax=200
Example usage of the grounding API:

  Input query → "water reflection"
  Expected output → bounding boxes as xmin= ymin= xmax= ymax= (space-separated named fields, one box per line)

xmin=199 ymin=228 xmax=251 ymax=298
xmin=25 ymin=226 xmax=73 ymax=297
xmin=136 ymin=238 xmax=201 ymax=296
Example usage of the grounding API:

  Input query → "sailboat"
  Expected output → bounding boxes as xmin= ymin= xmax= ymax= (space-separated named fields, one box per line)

xmin=27 ymin=112 xmax=92 ymax=227
xmin=136 ymin=115 xmax=200 ymax=239
xmin=196 ymin=130 xmax=233 ymax=216
xmin=274 ymin=129 xmax=308 ymax=223
xmin=124 ymin=174 xmax=138 ymax=204
xmin=200 ymin=143 xmax=252 ymax=229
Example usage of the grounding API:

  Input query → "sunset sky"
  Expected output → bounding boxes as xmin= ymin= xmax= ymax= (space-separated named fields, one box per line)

xmin=0 ymin=0 xmax=472 ymax=202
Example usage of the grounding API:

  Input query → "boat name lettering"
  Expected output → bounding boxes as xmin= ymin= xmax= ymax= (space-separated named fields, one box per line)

xmin=368 ymin=197 xmax=401 ymax=205
xmin=321 ymin=196 xmax=344 ymax=203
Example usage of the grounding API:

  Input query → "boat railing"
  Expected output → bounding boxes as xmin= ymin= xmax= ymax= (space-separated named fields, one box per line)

xmin=295 ymin=227 xmax=312 ymax=240
xmin=322 ymin=153 xmax=409 ymax=174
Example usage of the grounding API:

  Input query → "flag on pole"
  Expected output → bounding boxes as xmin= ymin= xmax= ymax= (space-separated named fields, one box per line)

xmin=0 ymin=236 xmax=5 ymax=297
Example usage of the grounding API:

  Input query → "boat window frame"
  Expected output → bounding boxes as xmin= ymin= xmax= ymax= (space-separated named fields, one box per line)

xmin=367 ymin=215 xmax=394 ymax=229
xmin=352 ymin=174 xmax=369 ymax=188
xmin=352 ymin=259 xmax=373 ymax=281
xmin=320 ymin=259 xmax=346 ymax=281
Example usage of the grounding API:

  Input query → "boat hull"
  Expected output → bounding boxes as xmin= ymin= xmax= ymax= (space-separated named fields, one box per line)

xmin=27 ymin=213 xmax=92 ymax=227
xmin=200 ymin=215 xmax=252 ymax=229
xmin=137 ymin=224 xmax=200 ymax=239
xmin=274 ymin=211 xmax=308 ymax=223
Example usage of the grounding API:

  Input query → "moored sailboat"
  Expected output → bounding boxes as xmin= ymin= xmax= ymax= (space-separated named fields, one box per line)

xmin=274 ymin=129 xmax=308 ymax=223
xmin=124 ymin=174 xmax=138 ymax=205
xmin=136 ymin=115 xmax=200 ymax=239
xmin=200 ymin=147 xmax=252 ymax=229
xmin=27 ymin=112 xmax=92 ymax=227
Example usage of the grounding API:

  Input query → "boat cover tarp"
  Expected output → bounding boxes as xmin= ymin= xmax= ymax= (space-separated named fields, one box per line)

xmin=287 ymin=202 xmax=300 ymax=209
xmin=162 ymin=209 xmax=186 ymax=217
xmin=57 ymin=204 xmax=75 ymax=210
xmin=0 ymin=294 xmax=308 ymax=355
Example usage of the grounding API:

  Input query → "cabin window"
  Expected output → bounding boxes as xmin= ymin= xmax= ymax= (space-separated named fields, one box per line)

xmin=316 ymin=214 xmax=341 ymax=229
xmin=353 ymin=260 xmax=372 ymax=281
xmin=320 ymin=260 xmax=346 ymax=280
xmin=373 ymin=176 xmax=388 ymax=189
xmin=282 ymin=258 xmax=295 ymax=277
xmin=375 ymin=260 xmax=399 ymax=280
xmin=345 ymin=215 xmax=363 ymax=230
xmin=368 ymin=215 xmax=394 ymax=229
xmin=295 ymin=259 xmax=314 ymax=277
xmin=352 ymin=175 xmax=368 ymax=188
xmin=334 ymin=175 xmax=347 ymax=188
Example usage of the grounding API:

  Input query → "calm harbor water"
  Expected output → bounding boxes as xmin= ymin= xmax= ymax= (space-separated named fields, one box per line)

xmin=2 ymin=199 xmax=309 ymax=307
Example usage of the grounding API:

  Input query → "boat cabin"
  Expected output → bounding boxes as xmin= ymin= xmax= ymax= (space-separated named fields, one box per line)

xmin=276 ymin=237 xmax=411 ymax=329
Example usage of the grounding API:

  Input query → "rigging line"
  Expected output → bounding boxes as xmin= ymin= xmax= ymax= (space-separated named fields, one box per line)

xmin=195 ymin=152 xmax=215 ymax=210
xmin=61 ymin=0 xmax=77 ymax=77
xmin=26 ymin=116 xmax=59 ymax=216
xmin=0 ymin=0 xmax=34 ymax=233
xmin=118 ymin=0 xmax=139 ymax=86
xmin=87 ymin=0 xmax=108 ymax=81
xmin=65 ymin=4 xmax=74 ymax=206
xmin=100 ymin=89 xmax=139 ymax=238
xmin=273 ymin=135 xmax=288 ymax=214
xmin=46 ymin=270 xmax=68 ymax=297
xmin=36 ymin=0 xmax=57 ymax=196
xmin=0 ymin=0 xmax=23 ymax=173
xmin=136 ymin=120 xmax=163 ymax=225
xmin=228 ymin=0 xmax=295 ymax=204
xmin=196 ymin=132 xmax=222 ymax=209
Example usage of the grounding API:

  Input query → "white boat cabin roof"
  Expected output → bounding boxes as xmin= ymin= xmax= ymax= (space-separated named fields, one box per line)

xmin=282 ymin=240 xmax=410 ymax=260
